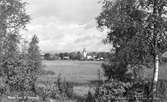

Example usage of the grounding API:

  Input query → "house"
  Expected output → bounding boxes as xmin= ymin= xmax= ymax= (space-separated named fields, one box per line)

xmin=87 ymin=55 xmax=94 ymax=60
xmin=63 ymin=56 xmax=70 ymax=60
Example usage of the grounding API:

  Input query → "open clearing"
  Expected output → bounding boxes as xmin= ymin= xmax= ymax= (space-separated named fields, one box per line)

xmin=42 ymin=60 xmax=167 ymax=83
xmin=42 ymin=60 xmax=104 ymax=83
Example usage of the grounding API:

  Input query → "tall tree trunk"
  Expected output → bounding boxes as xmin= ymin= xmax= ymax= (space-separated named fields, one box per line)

xmin=152 ymin=55 xmax=159 ymax=101
xmin=152 ymin=0 xmax=159 ymax=101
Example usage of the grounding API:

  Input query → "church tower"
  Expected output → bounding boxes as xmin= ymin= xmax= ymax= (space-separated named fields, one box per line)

xmin=82 ymin=48 xmax=87 ymax=59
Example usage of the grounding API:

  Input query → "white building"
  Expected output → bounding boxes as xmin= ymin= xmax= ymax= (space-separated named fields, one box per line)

xmin=82 ymin=48 xmax=87 ymax=59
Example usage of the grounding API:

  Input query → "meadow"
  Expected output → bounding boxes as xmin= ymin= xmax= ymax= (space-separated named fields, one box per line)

xmin=42 ymin=60 xmax=104 ymax=83
xmin=42 ymin=60 xmax=167 ymax=83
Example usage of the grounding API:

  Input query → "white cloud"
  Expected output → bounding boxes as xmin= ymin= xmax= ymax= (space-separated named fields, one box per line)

xmin=26 ymin=0 xmax=101 ymax=24
xmin=22 ymin=0 xmax=111 ymax=52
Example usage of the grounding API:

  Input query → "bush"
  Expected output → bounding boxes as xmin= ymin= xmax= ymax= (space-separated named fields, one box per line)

xmin=93 ymin=80 xmax=131 ymax=102
xmin=85 ymin=91 xmax=95 ymax=102
xmin=36 ymin=74 xmax=74 ymax=101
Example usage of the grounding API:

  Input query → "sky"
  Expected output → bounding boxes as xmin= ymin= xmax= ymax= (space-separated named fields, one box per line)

xmin=22 ymin=0 xmax=111 ymax=53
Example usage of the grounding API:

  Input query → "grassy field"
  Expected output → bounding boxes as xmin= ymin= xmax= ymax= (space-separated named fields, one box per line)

xmin=42 ymin=60 xmax=104 ymax=83
xmin=42 ymin=60 xmax=167 ymax=82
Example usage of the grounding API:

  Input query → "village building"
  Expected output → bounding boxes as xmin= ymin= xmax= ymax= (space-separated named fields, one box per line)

xmin=81 ymin=48 xmax=87 ymax=60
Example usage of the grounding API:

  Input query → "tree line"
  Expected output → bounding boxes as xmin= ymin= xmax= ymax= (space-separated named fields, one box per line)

xmin=43 ymin=52 xmax=111 ymax=61
xmin=0 ymin=0 xmax=41 ymax=99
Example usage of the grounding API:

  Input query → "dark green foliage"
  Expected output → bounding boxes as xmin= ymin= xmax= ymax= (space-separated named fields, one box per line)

xmin=97 ymin=0 xmax=152 ymax=81
xmin=69 ymin=52 xmax=82 ymax=60
xmin=44 ymin=53 xmax=52 ymax=60
xmin=0 ymin=0 xmax=30 ymax=95
xmin=94 ymin=80 xmax=131 ymax=102
xmin=26 ymin=35 xmax=42 ymax=96
xmin=156 ymin=80 xmax=167 ymax=99
xmin=90 ymin=79 xmax=167 ymax=102
xmin=28 ymin=35 xmax=41 ymax=79
xmin=36 ymin=76 xmax=74 ymax=101
xmin=97 ymin=0 xmax=167 ymax=81
xmin=0 ymin=0 xmax=30 ymax=64
xmin=0 ymin=34 xmax=42 ymax=96
xmin=85 ymin=91 xmax=94 ymax=102
xmin=96 ymin=0 xmax=167 ymax=101
xmin=3 ymin=57 xmax=29 ymax=93
xmin=142 ymin=0 xmax=167 ymax=56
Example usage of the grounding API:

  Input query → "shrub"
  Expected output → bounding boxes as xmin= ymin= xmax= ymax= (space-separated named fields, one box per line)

xmin=93 ymin=80 xmax=131 ymax=102
xmin=85 ymin=91 xmax=95 ymax=102
xmin=36 ymin=74 xmax=74 ymax=101
xmin=92 ymin=79 xmax=167 ymax=102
